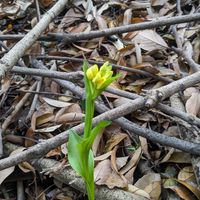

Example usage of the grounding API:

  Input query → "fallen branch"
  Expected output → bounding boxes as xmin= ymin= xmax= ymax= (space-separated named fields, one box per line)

xmin=47 ymin=13 xmax=200 ymax=44
xmin=11 ymin=66 xmax=83 ymax=80
xmin=33 ymin=158 xmax=147 ymax=200
xmin=0 ymin=35 xmax=53 ymax=42
xmin=37 ymin=55 xmax=173 ymax=83
xmin=0 ymin=0 xmax=68 ymax=77
xmin=106 ymin=87 xmax=200 ymax=128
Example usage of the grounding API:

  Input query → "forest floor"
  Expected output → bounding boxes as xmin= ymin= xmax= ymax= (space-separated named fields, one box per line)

xmin=1 ymin=0 xmax=200 ymax=199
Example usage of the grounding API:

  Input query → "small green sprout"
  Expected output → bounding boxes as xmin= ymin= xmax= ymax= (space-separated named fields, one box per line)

xmin=67 ymin=60 xmax=120 ymax=200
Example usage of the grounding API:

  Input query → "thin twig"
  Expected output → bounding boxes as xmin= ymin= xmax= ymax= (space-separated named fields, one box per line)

xmin=0 ymin=13 xmax=200 ymax=43
xmin=17 ymin=89 xmax=79 ymax=99
xmin=26 ymin=79 xmax=42 ymax=121
xmin=48 ymin=13 xmax=200 ymax=44
xmin=37 ymin=55 xmax=173 ymax=83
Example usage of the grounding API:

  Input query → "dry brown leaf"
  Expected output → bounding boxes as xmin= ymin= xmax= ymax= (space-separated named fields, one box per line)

xmin=26 ymin=41 xmax=41 ymax=55
xmin=0 ymin=76 xmax=11 ymax=105
xmin=167 ymin=184 xmax=194 ymax=200
xmin=134 ymin=173 xmax=161 ymax=200
xmin=10 ymin=147 xmax=35 ymax=174
xmin=178 ymin=166 xmax=195 ymax=182
xmin=94 ymin=151 xmax=112 ymax=161
xmin=94 ymin=159 xmax=112 ymax=185
xmin=139 ymin=136 xmax=151 ymax=160
xmin=58 ymin=8 xmax=84 ymax=29
xmin=162 ymin=126 xmax=180 ymax=137
xmin=116 ymin=156 xmax=129 ymax=170
xmin=43 ymin=97 xmax=73 ymax=108
xmin=123 ymin=8 xmax=132 ymax=25
xmin=4 ymin=135 xmax=24 ymax=145
xmin=0 ymin=166 xmax=15 ymax=185
xmin=39 ymin=0 xmax=53 ymax=7
xmin=127 ymin=184 xmax=150 ymax=199
xmin=101 ymin=44 xmax=117 ymax=59
xmin=95 ymin=15 xmax=108 ymax=30
xmin=73 ymin=44 xmax=93 ymax=53
xmin=46 ymin=147 xmax=61 ymax=158
xmin=124 ymin=166 xmax=136 ymax=184
xmin=151 ymin=0 xmax=167 ymax=6
xmin=185 ymin=92 xmax=200 ymax=116
xmin=156 ymin=66 xmax=176 ymax=76
xmin=177 ymin=179 xmax=200 ymax=200
xmin=66 ymin=104 xmax=82 ymax=114
xmin=68 ymin=22 xmax=90 ymax=33
xmin=35 ymin=124 xmax=62 ymax=133
xmin=50 ymin=81 xmax=60 ymax=94
xmin=94 ymin=159 xmax=127 ymax=189
xmin=113 ymin=97 xmax=132 ymax=108
xmin=25 ymin=128 xmax=35 ymax=147
xmin=18 ymin=161 xmax=35 ymax=174
xmin=36 ymin=113 xmax=54 ymax=126
xmin=56 ymin=112 xmax=84 ymax=124
xmin=92 ymin=129 xmax=104 ymax=157
xmin=164 ymin=152 xmax=191 ymax=164
xmin=184 ymin=87 xmax=199 ymax=100
xmin=132 ymin=30 xmax=168 ymax=51
xmin=111 ymin=146 xmax=119 ymax=173
xmin=120 ymin=147 xmax=142 ymax=175
xmin=134 ymin=112 xmax=157 ymax=122
xmin=105 ymin=133 xmax=127 ymax=152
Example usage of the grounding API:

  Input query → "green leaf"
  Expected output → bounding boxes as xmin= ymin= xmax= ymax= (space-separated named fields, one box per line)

xmin=68 ymin=130 xmax=85 ymax=177
xmin=79 ymin=120 xmax=111 ymax=152
xmin=86 ymin=150 xmax=95 ymax=200
xmin=96 ymin=74 xmax=121 ymax=97
xmin=102 ymin=74 xmax=121 ymax=89
xmin=88 ymin=120 xmax=111 ymax=148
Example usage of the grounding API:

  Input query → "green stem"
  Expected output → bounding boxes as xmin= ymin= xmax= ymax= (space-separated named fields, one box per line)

xmin=84 ymin=95 xmax=95 ymax=138
xmin=86 ymin=180 xmax=95 ymax=200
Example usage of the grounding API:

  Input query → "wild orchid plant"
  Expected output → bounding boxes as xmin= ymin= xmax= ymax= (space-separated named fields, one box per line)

xmin=67 ymin=60 xmax=120 ymax=200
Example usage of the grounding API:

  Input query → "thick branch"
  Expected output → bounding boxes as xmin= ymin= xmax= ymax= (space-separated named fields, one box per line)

xmin=33 ymin=158 xmax=147 ymax=200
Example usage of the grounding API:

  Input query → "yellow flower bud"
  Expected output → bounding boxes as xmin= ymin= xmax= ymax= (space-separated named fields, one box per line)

xmin=86 ymin=64 xmax=99 ymax=80
xmin=100 ymin=61 xmax=112 ymax=77
xmin=92 ymin=72 xmax=106 ymax=89
xmin=86 ymin=61 xmax=117 ymax=92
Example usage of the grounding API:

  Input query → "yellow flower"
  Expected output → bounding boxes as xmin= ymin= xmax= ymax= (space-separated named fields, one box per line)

xmin=86 ymin=64 xmax=99 ymax=80
xmin=92 ymin=72 xmax=106 ymax=89
xmin=100 ymin=61 xmax=112 ymax=77
xmin=86 ymin=61 xmax=117 ymax=91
